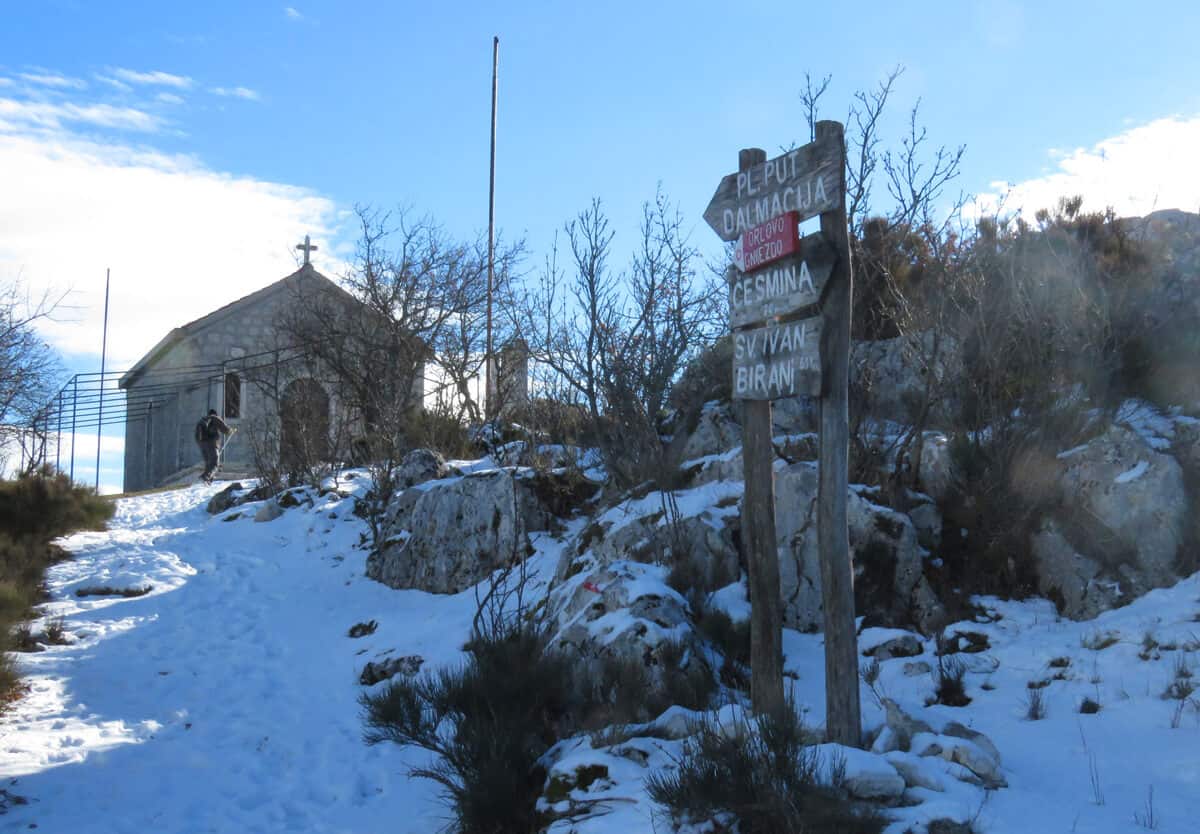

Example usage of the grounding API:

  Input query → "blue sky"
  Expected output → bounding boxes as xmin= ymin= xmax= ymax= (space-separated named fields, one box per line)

xmin=2 ymin=0 xmax=1199 ymax=490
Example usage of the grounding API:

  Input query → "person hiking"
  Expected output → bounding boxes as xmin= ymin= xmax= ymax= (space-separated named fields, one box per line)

xmin=195 ymin=409 xmax=235 ymax=484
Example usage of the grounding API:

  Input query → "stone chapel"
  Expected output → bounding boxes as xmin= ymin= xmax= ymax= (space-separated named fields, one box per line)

xmin=119 ymin=243 xmax=529 ymax=492
xmin=118 ymin=254 xmax=357 ymax=492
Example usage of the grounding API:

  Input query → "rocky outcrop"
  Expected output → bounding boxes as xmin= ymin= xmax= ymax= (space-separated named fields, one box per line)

xmin=775 ymin=463 xmax=945 ymax=634
xmin=395 ymin=448 xmax=448 ymax=489
xmin=553 ymin=483 xmax=743 ymax=591
xmin=874 ymin=699 xmax=1005 ymax=789
xmin=1035 ymin=425 xmax=1186 ymax=618
xmin=1031 ymin=521 xmax=1125 ymax=620
xmin=366 ymin=469 xmax=530 ymax=594
xmin=852 ymin=332 xmax=960 ymax=425
xmin=672 ymin=401 xmax=741 ymax=468
xmin=548 ymin=561 xmax=693 ymax=666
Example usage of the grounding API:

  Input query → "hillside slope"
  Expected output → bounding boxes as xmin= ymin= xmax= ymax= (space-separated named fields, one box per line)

xmin=2 ymin=475 xmax=1199 ymax=833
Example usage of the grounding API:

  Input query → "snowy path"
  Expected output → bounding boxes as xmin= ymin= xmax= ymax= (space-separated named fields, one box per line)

xmin=0 ymin=482 xmax=474 ymax=833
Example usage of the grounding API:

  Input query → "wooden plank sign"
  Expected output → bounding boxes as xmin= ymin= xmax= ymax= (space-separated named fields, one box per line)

xmin=732 ymin=314 xmax=822 ymax=400
xmin=729 ymin=233 xmax=836 ymax=330
xmin=737 ymin=211 xmax=800 ymax=272
xmin=704 ymin=134 xmax=843 ymax=242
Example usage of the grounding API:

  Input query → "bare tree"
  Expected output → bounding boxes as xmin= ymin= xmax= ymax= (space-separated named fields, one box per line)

xmin=1 ymin=278 xmax=64 ymax=472
xmin=514 ymin=190 xmax=720 ymax=488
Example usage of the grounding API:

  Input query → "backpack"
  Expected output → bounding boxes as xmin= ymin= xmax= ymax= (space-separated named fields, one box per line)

xmin=195 ymin=417 xmax=219 ymax=443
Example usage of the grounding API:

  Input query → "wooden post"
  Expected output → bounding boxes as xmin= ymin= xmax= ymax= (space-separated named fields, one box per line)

xmin=815 ymin=120 xmax=861 ymax=746
xmin=738 ymin=147 xmax=785 ymax=719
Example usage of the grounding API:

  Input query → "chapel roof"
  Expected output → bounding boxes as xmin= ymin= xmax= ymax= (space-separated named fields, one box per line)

xmin=119 ymin=263 xmax=354 ymax=389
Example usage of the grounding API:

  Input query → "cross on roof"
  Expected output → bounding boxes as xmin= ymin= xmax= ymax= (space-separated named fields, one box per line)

xmin=296 ymin=235 xmax=318 ymax=265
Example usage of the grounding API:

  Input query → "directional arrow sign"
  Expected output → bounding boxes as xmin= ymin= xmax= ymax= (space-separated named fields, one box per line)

xmin=729 ymin=233 xmax=836 ymax=330
xmin=704 ymin=135 xmax=842 ymax=242
xmin=732 ymin=313 xmax=822 ymax=400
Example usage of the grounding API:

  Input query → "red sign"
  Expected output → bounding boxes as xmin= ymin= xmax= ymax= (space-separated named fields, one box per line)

xmin=737 ymin=211 xmax=800 ymax=272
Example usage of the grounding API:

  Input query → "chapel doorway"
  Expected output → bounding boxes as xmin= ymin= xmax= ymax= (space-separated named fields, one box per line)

xmin=280 ymin=377 xmax=330 ymax=474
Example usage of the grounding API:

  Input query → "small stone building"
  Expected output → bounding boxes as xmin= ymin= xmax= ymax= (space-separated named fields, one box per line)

xmin=119 ymin=263 xmax=356 ymax=491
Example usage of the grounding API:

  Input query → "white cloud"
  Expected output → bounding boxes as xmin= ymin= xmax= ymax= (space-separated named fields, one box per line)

xmin=0 ymin=130 xmax=343 ymax=368
xmin=285 ymin=7 xmax=303 ymax=20
xmin=973 ymin=115 xmax=1200 ymax=220
xmin=95 ymin=75 xmax=133 ymax=92
xmin=0 ymin=78 xmax=14 ymax=88
xmin=156 ymin=92 xmax=185 ymax=105
xmin=19 ymin=72 xmax=87 ymax=90
xmin=210 ymin=86 xmax=260 ymax=101
xmin=109 ymin=68 xmax=193 ymax=89
xmin=0 ymin=98 xmax=162 ymax=132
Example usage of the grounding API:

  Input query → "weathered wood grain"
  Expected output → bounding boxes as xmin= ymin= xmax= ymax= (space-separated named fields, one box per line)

xmin=732 ymin=314 xmax=822 ymax=400
xmin=735 ymin=148 xmax=786 ymax=720
xmin=704 ymin=135 xmax=843 ymax=241
xmin=814 ymin=120 xmax=862 ymax=747
xmin=728 ymin=233 xmax=835 ymax=330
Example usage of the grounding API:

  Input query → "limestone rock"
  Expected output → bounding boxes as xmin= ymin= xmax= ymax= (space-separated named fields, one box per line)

xmin=674 ymin=401 xmax=742 ymax=465
xmin=359 ymin=655 xmax=424 ymax=686
xmin=206 ymin=482 xmax=245 ymax=515
xmin=864 ymin=634 xmax=924 ymax=661
xmin=554 ymin=486 xmax=741 ymax=592
xmin=884 ymin=750 xmax=946 ymax=792
xmin=1039 ymin=425 xmax=1186 ymax=616
xmin=548 ymin=562 xmax=692 ymax=667
xmin=253 ymin=501 xmax=284 ymax=523
xmin=852 ymin=332 xmax=960 ymax=425
xmin=881 ymin=699 xmax=933 ymax=751
xmin=366 ymin=469 xmax=530 ymax=594
xmin=396 ymin=448 xmax=448 ymax=489
xmin=815 ymin=743 xmax=906 ymax=800
xmin=1031 ymin=521 xmax=1125 ymax=620
xmin=771 ymin=396 xmax=817 ymax=435
xmin=911 ymin=731 xmax=1005 ymax=789
xmin=908 ymin=500 xmax=943 ymax=551
xmin=775 ymin=464 xmax=944 ymax=634
xmin=915 ymin=433 xmax=956 ymax=503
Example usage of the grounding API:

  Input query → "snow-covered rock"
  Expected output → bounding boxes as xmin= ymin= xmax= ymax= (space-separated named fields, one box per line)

xmin=553 ymin=481 xmax=742 ymax=592
xmin=395 ymin=448 xmax=448 ymax=488
xmin=815 ymin=742 xmax=906 ymax=800
xmin=548 ymin=560 xmax=693 ymax=667
xmin=1036 ymin=425 xmax=1186 ymax=617
xmin=253 ymin=500 xmax=284 ymax=523
xmin=366 ymin=468 xmax=530 ymax=594
xmin=673 ymin=401 xmax=741 ymax=465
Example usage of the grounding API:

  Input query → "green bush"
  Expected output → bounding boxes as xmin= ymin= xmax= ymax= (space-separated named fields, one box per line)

xmin=361 ymin=622 xmax=589 ymax=834
xmin=1 ymin=469 xmax=114 ymax=712
xmin=589 ymin=641 xmax=716 ymax=727
xmin=0 ymin=468 xmax=113 ymax=542
xmin=646 ymin=703 xmax=885 ymax=834
xmin=361 ymin=614 xmax=718 ymax=834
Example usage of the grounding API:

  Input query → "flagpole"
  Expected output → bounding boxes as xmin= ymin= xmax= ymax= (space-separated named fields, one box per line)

xmin=485 ymin=35 xmax=499 ymax=420
xmin=95 ymin=269 xmax=110 ymax=491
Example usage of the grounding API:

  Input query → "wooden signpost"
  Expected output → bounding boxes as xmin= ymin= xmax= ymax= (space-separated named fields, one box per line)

xmin=729 ymin=234 xmax=836 ymax=329
xmin=732 ymin=314 xmax=822 ymax=399
xmin=737 ymin=211 xmax=800 ymax=272
xmin=704 ymin=134 xmax=843 ymax=241
xmin=705 ymin=121 xmax=861 ymax=746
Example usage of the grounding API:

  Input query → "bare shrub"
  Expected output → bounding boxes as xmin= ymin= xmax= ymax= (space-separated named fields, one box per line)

xmin=645 ymin=702 xmax=884 ymax=834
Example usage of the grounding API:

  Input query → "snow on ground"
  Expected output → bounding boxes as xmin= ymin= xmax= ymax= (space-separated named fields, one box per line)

xmin=0 ymin=476 xmax=538 ymax=833
xmin=2 ymin=472 xmax=1199 ymax=833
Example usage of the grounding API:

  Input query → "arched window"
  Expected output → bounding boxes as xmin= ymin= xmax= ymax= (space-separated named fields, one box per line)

xmin=224 ymin=372 xmax=242 ymax=419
